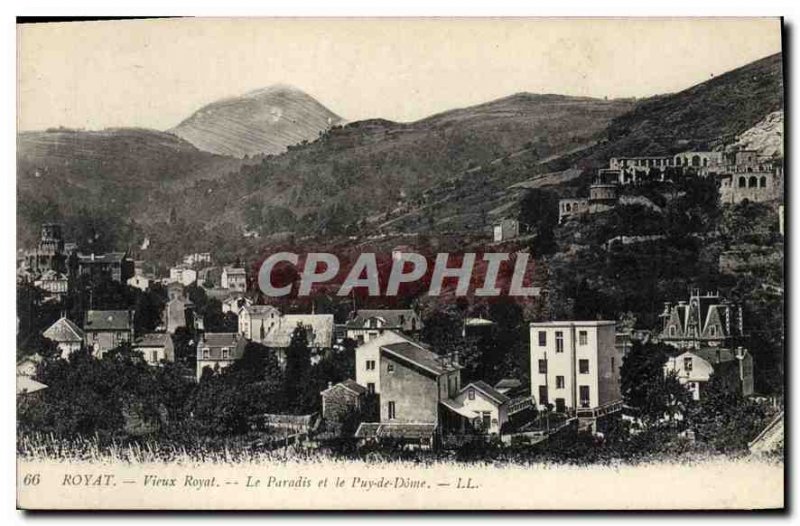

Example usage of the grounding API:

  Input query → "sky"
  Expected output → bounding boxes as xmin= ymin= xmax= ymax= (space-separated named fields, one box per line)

xmin=17 ymin=17 xmax=783 ymax=131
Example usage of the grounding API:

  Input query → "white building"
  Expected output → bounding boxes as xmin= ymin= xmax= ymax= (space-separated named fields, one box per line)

xmin=196 ymin=332 xmax=247 ymax=380
xmin=169 ymin=266 xmax=198 ymax=286
xmin=663 ymin=347 xmax=754 ymax=401
xmin=127 ymin=275 xmax=151 ymax=291
xmin=443 ymin=380 xmax=510 ymax=435
xmin=222 ymin=267 xmax=247 ymax=291
xmin=354 ymin=330 xmax=414 ymax=395
xmin=42 ymin=316 xmax=85 ymax=359
xmin=238 ymin=305 xmax=281 ymax=340
xmin=529 ymin=321 xmax=623 ymax=418
xmin=344 ymin=309 xmax=422 ymax=344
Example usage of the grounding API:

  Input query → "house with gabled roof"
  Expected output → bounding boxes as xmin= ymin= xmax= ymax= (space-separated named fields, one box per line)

xmin=195 ymin=332 xmax=247 ymax=380
xmin=132 ymin=332 xmax=175 ymax=366
xmin=345 ymin=309 xmax=423 ymax=344
xmin=442 ymin=380 xmax=512 ymax=435
xmin=83 ymin=310 xmax=134 ymax=358
xmin=238 ymin=304 xmax=281 ymax=340
xmin=321 ymin=379 xmax=368 ymax=423
xmin=43 ymin=316 xmax=85 ymax=359
xmin=658 ymin=290 xmax=743 ymax=349
xmin=664 ymin=346 xmax=754 ymax=401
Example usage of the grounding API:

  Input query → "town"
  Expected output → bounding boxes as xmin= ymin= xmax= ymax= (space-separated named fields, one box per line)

xmin=16 ymin=133 xmax=784 ymax=460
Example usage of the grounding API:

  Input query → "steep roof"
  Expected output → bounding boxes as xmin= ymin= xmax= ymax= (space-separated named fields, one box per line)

xmin=261 ymin=314 xmax=334 ymax=348
xmin=197 ymin=332 xmax=247 ymax=360
xmin=17 ymin=376 xmax=48 ymax=396
xmin=242 ymin=304 xmax=281 ymax=317
xmin=322 ymin=379 xmax=367 ymax=396
xmin=223 ymin=267 xmax=246 ymax=275
xmin=347 ymin=309 xmax=421 ymax=330
xmin=84 ymin=310 xmax=133 ymax=332
xmin=133 ymin=333 xmax=172 ymax=348
xmin=464 ymin=380 xmax=511 ymax=405
xmin=43 ymin=316 xmax=84 ymax=342
xmin=381 ymin=340 xmax=458 ymax=377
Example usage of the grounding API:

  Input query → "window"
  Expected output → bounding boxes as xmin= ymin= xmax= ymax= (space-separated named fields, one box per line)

xmin=760 ymin=176 xmax=767 ymax=188
xmin=669 ymin=326 xmax=676 ymax=337
xmin=221 ymin=348 xmax=230 ymax=360
xmin=538 ymin=331 xmax=547 ymax=346
xmin=152 ymin=350 xmax=158 ymax=363
xmin=555 ymin=398 xmax=566 ymax=413
xmin=399 ymin=315 xmax=406 ymax=326
xmin=579 ymin=386 xmax=590 ymax=408
xmin=366 ymin=360 xmax=376 ymax=371
xmin=538 ymin=385 xmax=549 ymax=406
xmin=555 ymin=331 xmax=564 ymax=353
xmin=749 ymin=176 xmax=757 ymax=188
xmin=468 ymin=388 xmax=475 ymax=400
xmin=738 ymin=176 xmax=746 ymax=188
xmin=387 ymin=363 xmax=395 ymax=373
xmin=202 ymin=348 xmax=210 ymax=359
xmin=709 ymin=326 xmax=716 ymax=337
xmin=684 ymin=357 xmax=693 ymax=372
xmin=578 ymin=330 xmax=588 ymax=345
xmin=367 ymin=383 xmax=375 ymax=395
xmin=538 ymin=359 xmax=547 ymax=374
xmin=387 ymin=401 xmax=396 ymax=420
xmin=579 ymin=359 xmax=589 ymax=374
xmin=555 ymin=376 xmax=565 ymax=389
xmin=481 ymin=412 xmax=491 ymax=430
xmin=611 ymin=357 xmax=616 ymax=370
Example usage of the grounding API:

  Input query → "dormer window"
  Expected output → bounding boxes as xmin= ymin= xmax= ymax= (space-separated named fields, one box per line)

xmin=709 ymin=326 xmax=717 ymax=337
xmin=468 ymin=388 xmax=475 ymax=400
xmin=684 ymin=357 xmax=693 ymax=372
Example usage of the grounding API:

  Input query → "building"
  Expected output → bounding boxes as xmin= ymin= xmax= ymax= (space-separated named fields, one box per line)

xmin=183 ymin=252 xmax=212 ymax=267
xmin=345 ymin=309 xmax=423 ymax=343
xmin=132 ymin=333 xmax=175 ymax=365
xmin=441 ymin=380 xmax=510 ymax=435
xmin=259 ymin=314 xmax=334 ymax=350
xmin=558 ymin=198 xmax=590 ymax=224
xmin=718 ymin=168 xmax=783 ymax=204
xmin=558 ymin=169 xmax=620 ymax=224
xmin=221 ymin=267 xmax=247 ymax=291
xmin=43 ymin=316 xmax=85 ymax=359
xmin=321 ymin=379 xmax=367 ymax=424
xmin=83 ymin=310 xmax=135 ymax=358
xmin=127 ymin=274 xmax=151 ymax=291
xmin=163 ymin=296 xmax=195 ymax=334
xmin=529 ymin=321 xmax=623 ymax=426
xmin=657 ymin=290 xmax=743 ymax=349
xmin=196 ymin=332 xmax=248 ymax=380
xmin=355 ymin=331 xmax=414 ymax=395
xmin=663 ymin=347 xmax=754 ymax=401
xmin=238 ymin=305 xmax=281 ymax=340
xmin=222 ymin=294 xmax=252 ymax=314
xmin=34 ymin=269 xmax=69 ymax=299
xmin=169 ymin=266 xmax=198 ymax=286
xmin=75 ymin=251 xmax=135 ymax=283
xmin=609 ymin=156 xmax=673 ymax=184
xmin=24 ymin=223 xmax=67 ymax=275
xmin=492 ymin=218 xmax=520 ymax=242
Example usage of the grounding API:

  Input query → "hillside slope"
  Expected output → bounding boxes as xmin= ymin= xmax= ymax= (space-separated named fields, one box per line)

xmin=170 ymin=85 xmax=344 ymax=158
xmin=168 ymin=94 xmax=634 ymax=236
xmin=17 ymin=128 xmax=246 ymax=247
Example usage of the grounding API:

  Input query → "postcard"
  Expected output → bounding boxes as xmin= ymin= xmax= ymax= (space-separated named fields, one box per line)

xmin=16 ymin=17 xmax=784 ymax=510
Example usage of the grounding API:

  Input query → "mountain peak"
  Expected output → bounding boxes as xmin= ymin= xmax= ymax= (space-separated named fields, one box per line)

xmin=171 ymin=85 xmax=344 ymax=158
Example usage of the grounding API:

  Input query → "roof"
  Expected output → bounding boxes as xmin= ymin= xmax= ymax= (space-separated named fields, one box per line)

xmin=381 ymin=341 xmax=459 ymax=377
xmin=197 ymin=332 xmax=247 ymax=360
xmin=261 ymin=314 xmax=334 ymax=348
xmin=354 ymin=422 xmax=436 ymax=440
xmin=530 ymin=320 xmax=616 ymax=327
xmin=346 ymin=309 xmax=421 ymax=330
xmin=465 ymin=317 xmax=494 ymax=327
xmin=223 ymin=267 xmax=246 ymax=275
xmin=77 ymin=252 xmax=128 ymax=264
xmin=43 ymin=316 xmax=84 ymax=342
xmin=322 ymin=379 xmax=368 ymax=396
xmin=242 ymin=304 xmax=281 ymax=317
xmin=17 ymin=376 xmax=48 ymax=396
xmin=36 ymin=269 xmax=68 ymax=281
xmin=494 ymin=378 xmax=522 ymax=390
xmin=133 ymin=333 xmax=172 ymax=348
xmin=694 ymin=347 xmax=746 ymax=364
xmin=463 ymin=380 xmax=511 ymax=405
xmin=84 ymin=310 xmax=133 ymax=332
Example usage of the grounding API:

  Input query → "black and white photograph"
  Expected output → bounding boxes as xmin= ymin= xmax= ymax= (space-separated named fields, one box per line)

xmin=14 ymin=16 xmax=785 ymax=510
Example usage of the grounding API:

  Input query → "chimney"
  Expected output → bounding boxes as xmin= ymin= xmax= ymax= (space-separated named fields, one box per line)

xmin=327 ymin=381 xmax=333 ymax=390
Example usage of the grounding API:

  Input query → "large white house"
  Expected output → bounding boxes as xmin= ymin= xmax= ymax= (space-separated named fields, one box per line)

xmin=354 ymin=330 xmax=415 ymax=395
xmin=663 ymin=347 xmax=754 ymax=401
xmin=529 ymin=321 xmax=623 ymax=419
xmin=238 ymin=304 xmax=281 ymax=340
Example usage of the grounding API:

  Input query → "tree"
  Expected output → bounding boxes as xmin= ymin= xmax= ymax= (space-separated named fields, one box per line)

xmin=283 ymin=325 xmax=311 ymax=411
xmin=688 ymin=373 xmax=773 ymax=453
xmin=620 ymin=341 xmax=691 ymax=427
xmin=518 ymin=188 xmax=560 ymax=256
